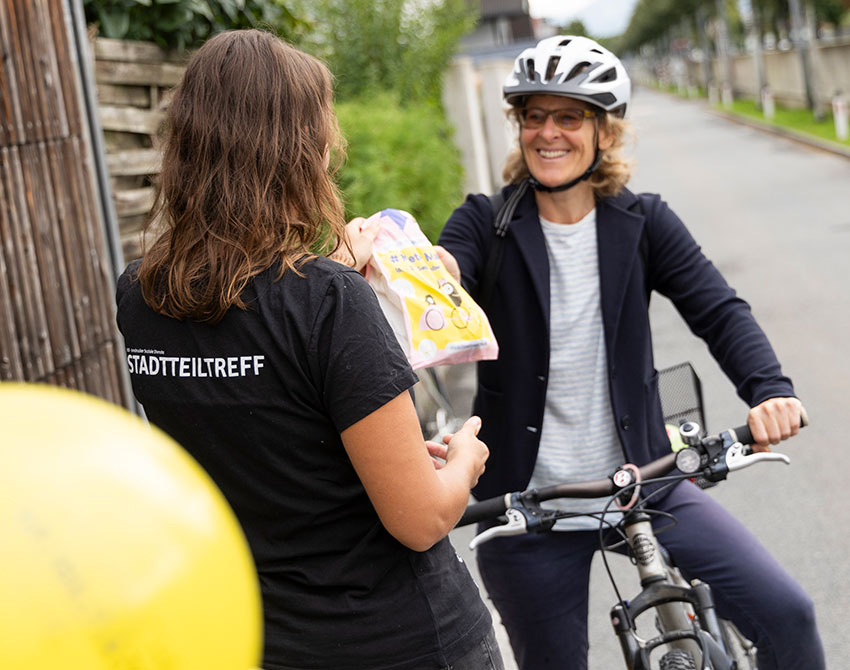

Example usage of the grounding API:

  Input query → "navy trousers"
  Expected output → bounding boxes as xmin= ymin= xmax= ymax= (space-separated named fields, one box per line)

xmin=476 ymin=480 xmax=825 ymax=670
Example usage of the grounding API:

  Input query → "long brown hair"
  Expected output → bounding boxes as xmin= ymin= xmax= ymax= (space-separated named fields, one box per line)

xmin=138 ymin=29 xmax=347 ymax=322
xmin=502 ymin=110 xmax=632 ymax=198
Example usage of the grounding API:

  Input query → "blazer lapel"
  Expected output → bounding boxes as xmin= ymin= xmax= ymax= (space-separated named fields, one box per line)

xmin=597 ymin=194 xmax=645 ymax=355
xmin=512 ymin=190 xmax=551 ymax=328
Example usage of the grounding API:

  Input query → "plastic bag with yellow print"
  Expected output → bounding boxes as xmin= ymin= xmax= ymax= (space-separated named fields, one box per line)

xmin=362 ymin=209 xmax=498 ymax=370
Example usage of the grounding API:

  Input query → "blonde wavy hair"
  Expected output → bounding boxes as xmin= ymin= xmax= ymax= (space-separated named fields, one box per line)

xmin=502 ymin=109 xmax=633 ymax=199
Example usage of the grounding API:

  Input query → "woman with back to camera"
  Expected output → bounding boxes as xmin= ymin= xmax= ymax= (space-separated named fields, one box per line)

xmin=436 ymin=35 xmax=824 ymax=670
xmin=115 ymin=30 xmax=503 ymax=670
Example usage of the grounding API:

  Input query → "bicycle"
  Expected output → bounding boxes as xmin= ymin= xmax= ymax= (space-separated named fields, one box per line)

xmin=456 ymin=414 xmax=807 ymax=670
xmin=415 ymin=365 xmax=471 ymax=441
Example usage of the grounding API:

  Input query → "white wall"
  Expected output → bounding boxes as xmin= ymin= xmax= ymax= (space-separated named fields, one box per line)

xmin=441 ymin=57 xmax=494 ymax=195
xmin=641 ymin=39 xmax=850 ymax=109
xmin=443 ymin=55 xmax=515 ymax=196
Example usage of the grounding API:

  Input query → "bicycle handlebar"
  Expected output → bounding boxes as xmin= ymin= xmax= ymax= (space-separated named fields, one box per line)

xmin=457 ymin=414 xmax=807 ymax=530
xmin=456 ymin=453 xmax=678 ymax=527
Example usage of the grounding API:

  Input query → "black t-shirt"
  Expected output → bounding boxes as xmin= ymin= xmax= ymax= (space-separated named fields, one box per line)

xmin=116 ymin=257 xmax=490 ymax=669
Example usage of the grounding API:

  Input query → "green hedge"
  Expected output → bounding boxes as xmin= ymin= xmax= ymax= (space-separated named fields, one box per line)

xmin=83 ymin=0 xmax=303 ymax=50
xmin=335 ymin=93 xmax=465 ymax=242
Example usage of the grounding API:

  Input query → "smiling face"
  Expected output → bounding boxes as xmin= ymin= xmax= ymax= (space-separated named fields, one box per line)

xmin=518 ymin=94 xmax=613 ymax=192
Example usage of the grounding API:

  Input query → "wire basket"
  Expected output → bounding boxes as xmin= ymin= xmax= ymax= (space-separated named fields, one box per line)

xmin=658 ymin=362 xmax=718 ymax=489
xmin=658 ymin=362 xmax=706 ymax=433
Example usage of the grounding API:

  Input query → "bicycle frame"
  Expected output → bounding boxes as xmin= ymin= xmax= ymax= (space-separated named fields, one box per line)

xmin=610 ymin=510 xmax=732 ymax=670
xmin=459 ymin=414 xmax=802 ymax=669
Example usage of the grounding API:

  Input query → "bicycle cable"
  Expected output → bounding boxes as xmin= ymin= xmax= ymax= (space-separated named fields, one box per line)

xmin=594 ymin=473 xmax=692 ymax=629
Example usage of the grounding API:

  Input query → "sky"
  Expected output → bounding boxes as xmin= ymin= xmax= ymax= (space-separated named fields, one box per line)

xmin=527 ymin=0 xmax=641 ymax=38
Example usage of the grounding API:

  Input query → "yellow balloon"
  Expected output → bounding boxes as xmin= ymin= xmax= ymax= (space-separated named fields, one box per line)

xmin=0 ymin=383 xmax=262 ymax=669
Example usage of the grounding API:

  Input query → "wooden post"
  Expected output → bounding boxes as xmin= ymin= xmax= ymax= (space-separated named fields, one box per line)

xmin=0 ymin=0 xmax=131 ymax=407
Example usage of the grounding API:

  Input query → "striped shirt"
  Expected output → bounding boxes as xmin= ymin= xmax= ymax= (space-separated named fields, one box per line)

xmin=528 ymin=209 xmax=625 ymax=531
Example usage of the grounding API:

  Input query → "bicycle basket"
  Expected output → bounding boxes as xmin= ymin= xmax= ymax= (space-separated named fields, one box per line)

xmin=658 ymin=362 xmax=705 ymax=431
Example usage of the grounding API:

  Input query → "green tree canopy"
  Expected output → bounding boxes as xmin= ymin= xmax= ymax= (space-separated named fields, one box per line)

xmin=559 ymin=19 xmax=590 ymax=37
xmin=614 ymin=0 xmax=848 ymax=55
xmin=615 ymin=0 xmax=704 ymax=54
xmin=811 ymin=0 xmax=849 ymax=28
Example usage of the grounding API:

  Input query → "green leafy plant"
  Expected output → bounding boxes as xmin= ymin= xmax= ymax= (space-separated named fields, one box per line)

xmin=335 ymin=93 xmax=465 ymax=242
xmin=300 ymin=0 xmax=477 ymax=104
xmin=290 ymin=0 xmax=475 ymax=238
xmin=83 ymin=0 xmax=305 ymax=51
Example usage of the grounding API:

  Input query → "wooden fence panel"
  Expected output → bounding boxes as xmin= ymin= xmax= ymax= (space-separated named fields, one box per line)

xmin=89 ymin=37 xmax=186 ymax=264
xmin=0 ymin=0 xmax=130 ymax=408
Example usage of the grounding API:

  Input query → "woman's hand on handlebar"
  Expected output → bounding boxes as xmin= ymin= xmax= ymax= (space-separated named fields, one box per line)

xmin=747 ymin=397 xmax=804 ymax=452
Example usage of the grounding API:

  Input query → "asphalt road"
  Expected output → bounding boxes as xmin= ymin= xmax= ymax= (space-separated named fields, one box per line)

xmin=446 ymin=85 xmax=850 ymax=669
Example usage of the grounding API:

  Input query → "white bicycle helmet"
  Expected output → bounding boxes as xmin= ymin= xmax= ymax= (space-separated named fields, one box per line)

xmin=504 ymin=35 xmax=630 ymax=117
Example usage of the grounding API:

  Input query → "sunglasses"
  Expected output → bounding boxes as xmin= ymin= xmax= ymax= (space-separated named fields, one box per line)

xmin=518 ymin=107 xmax=598 ymax=130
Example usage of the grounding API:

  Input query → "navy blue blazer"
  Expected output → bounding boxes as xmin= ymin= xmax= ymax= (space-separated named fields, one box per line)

xmin=438 ymin=184 xmax=795 ymax=500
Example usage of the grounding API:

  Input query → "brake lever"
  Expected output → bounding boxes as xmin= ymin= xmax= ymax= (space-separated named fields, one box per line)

xmin=468 ymin=491 xmax=557 ymax=549
xmin=725 ymin=441 xmax=790 ymax=472
xmin=469 ymin=508 xmax=528 ymax=550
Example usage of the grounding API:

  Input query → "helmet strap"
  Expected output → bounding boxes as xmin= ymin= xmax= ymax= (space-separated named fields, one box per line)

xmin=528 ymin=146 xmax=601 ymax=193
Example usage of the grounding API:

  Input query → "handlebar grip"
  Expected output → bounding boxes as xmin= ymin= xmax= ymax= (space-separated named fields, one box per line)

xmin=731 ymin=423 xmax=754 ymax=445
xmin=732 ymin=410 xmax=808 ymax=446
xmin=457 ymin=494 xmax=508 ymax=527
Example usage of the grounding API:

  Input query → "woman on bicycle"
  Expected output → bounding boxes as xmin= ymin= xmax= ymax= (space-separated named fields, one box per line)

xmin=436 ymin=35 xmax=824 ymax=670
xmin=116 ymin=30 xmax=502 ymax=670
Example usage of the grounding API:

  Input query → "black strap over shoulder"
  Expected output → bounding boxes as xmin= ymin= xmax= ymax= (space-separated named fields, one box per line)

xmin=479 ymin=179 xmax=530 ymax=309
xmin=478 ymin=188 xmax=650 ymax=310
